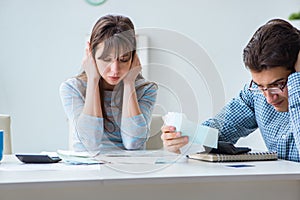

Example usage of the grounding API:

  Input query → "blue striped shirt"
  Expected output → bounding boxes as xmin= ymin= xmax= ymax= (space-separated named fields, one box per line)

xmin=202 ymin=72 xmax=300 ymax=162
xmin=59 ymin=75 xmax=158 ymax=154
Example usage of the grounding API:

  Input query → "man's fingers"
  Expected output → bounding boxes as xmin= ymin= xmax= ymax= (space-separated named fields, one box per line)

xmin=167 ymin=145 xmax=182 ymax=154
xmin=160 ymin=125 xmax=188 ymax=154
xmin=164 ymin=136 xmax=188 ymax=146
xmin=161 ymin=125 xmax=176 ymax=133
xmin=163 ymin=136 xmax=189 ymax=153
xmin=161 ymin=132 xmax=180 ymax=140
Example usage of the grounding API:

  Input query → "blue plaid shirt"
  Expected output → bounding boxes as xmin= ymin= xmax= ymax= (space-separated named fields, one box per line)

xmin=202 ymin=72 xmax=300 ymax=162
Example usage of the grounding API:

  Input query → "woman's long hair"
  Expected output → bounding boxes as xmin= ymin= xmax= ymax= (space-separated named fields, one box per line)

xmin=77 ymin=15 xmax=137 ymax=133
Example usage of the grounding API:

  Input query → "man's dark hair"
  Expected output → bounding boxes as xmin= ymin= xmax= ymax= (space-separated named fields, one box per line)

xmin=243 ymin=19 xmax=300 ymax=72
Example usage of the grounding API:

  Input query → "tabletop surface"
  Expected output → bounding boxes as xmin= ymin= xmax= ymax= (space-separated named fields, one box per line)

xmin=1 ymin=154 xmax=300 ymax=185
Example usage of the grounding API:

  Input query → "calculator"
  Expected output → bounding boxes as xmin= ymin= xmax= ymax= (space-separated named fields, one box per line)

xmin=15 ymin=154 xmax=62 ymax=164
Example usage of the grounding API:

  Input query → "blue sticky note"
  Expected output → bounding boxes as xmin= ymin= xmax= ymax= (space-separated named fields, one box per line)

xmin=226 ymin=164 xmax=255 ymax=168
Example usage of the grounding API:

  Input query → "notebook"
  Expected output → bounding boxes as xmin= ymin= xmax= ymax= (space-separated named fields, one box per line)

xmin=187 ymin=151 xmax=278 ymax=162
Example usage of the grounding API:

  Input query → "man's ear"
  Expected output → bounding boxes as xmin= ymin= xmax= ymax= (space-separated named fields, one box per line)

xmin=295 ymin=50 xmax=300 ymax=72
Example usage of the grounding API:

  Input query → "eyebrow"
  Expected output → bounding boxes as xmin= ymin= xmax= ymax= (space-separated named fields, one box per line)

xmin=97 ymin=50 xmax=132 ymax=58
xmin=97 ymin=55 xmax=112 ymax=60
xmin=252 ymin=78 xmax=286 ymax=86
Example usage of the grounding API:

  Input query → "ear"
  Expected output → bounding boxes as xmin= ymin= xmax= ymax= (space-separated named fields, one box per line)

xmin=295 ymin=50 xmax=300 ymax=72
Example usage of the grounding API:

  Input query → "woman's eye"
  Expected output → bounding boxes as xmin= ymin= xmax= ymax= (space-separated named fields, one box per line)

xmin=119 ymin=57 xmax=130 ymax=62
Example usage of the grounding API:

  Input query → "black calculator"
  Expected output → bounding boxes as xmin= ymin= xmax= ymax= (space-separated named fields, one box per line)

xmin=15 ymin=154 xmax=62 ymax=164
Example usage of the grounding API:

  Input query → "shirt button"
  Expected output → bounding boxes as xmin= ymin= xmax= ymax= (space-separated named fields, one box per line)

xmin=281 ymin=134 xmax=287 ymax=139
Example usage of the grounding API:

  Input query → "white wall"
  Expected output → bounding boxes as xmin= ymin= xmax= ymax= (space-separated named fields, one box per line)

xmin=0 ymin=0 xmax=298 ymax=152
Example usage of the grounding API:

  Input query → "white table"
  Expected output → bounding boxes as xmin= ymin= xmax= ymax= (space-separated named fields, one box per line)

xmin=1 ymin=155 xmax=300 ymax=200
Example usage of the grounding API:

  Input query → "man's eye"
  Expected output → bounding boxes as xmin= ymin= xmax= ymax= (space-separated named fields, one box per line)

xmin=269 ymin=82 xmax=284 ymax=88
xmin=256 ymin=84 xmax=263 ymax=89
xmin=269 ymin=84 xmax=280 ymax=88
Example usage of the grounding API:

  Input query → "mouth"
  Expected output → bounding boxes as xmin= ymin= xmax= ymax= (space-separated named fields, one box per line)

xmin=271 ymin=100 xmax=284 ymax=107
xmin=108 ymin=76 xmax=120 ymax=82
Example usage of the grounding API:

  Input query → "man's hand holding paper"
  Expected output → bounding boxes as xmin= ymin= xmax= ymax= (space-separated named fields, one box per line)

xmin=162 ymin=112 xmax=218 ymax=153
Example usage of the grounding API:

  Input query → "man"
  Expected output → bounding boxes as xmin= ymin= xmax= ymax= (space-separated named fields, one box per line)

xmin=161 ymin=19 xmax=300 ymax=162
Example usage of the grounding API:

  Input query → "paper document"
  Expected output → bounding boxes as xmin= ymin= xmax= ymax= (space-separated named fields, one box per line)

xmin=163 ymin=112 xmax=218 ymax=148
xmin=99 ymin=149 xmax=177 ymax=157
xmin=57 ymin=149 xmax=186 ymax=165
xmin=96 ymin=149 xmax=185 ymax=164
xmin=0 ymin=162 xmax=100 ymax=171
xmin=57 ymin=150 xmax=105 ymax=165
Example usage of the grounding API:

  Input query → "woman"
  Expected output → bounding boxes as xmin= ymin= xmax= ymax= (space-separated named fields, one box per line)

xmin=60 ymin=15 xmax=158 ymax=155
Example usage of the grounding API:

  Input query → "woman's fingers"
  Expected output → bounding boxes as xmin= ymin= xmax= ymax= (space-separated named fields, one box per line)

xmin=131 ymin=53 xmax=141 ymax=68
xmin=82 ymin=43 xmax=100 ymax=80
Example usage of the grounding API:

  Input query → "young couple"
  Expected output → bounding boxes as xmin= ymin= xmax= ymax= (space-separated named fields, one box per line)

xmin=60 ymin=14 xmax=300 ymax=162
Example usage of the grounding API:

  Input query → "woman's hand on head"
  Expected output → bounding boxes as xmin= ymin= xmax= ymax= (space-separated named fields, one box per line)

xmin=123 ymin=53 xmax=142 ymax=84
xmin=161 ymin=125 xmax=189 ymax=154
xmin=82 ymin=42 xmax=101 ymax=81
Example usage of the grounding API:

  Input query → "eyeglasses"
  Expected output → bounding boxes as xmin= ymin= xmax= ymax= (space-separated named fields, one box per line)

xmin=248 ymin=80 xmax=287 ymax=94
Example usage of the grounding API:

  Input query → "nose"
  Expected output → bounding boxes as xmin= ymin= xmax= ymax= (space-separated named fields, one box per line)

xmin=263 ymin=90 xmax=278 ymax=104
xmin=110 ymin=60 xmax=120 ymax=74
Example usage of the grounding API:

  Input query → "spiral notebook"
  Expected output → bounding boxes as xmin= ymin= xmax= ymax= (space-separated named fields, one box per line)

xmin=187 ymin=151 xmax=278 ymax=162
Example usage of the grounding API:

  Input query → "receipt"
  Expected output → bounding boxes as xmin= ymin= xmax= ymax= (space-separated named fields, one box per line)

xmin=163 ymin=112 xmax=218 ymax=148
